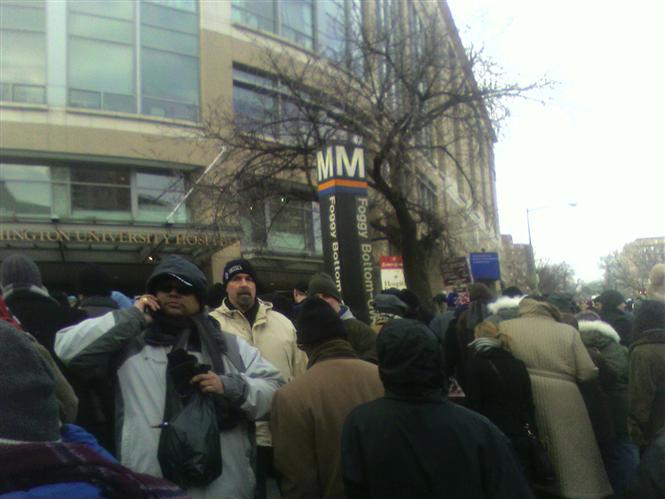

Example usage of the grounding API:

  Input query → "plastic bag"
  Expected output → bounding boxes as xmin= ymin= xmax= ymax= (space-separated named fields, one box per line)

xmin=157 ymin=391 xmax=222 ymax=488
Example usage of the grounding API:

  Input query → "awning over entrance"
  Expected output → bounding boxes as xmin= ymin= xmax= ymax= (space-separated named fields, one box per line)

xmin=0 ymin=221 xmax=239 ymax=292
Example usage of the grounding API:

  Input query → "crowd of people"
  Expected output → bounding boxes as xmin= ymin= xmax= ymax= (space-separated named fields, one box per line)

xmin=0 ymin=252 xmax=663 ymax=499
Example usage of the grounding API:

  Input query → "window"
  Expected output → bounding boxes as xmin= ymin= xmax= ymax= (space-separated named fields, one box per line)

xmin=140 ymin=0 xmax=200 ymax=121
xmin=317 ymin=0 xmax=345 ymax=58
xmin=232 ymin=65 xmax=309 ymax=138
xmin=417 ymin=175 xmax=437 ymax=213
xmin=232 ymin=0 xmax=313 ymax=49
xmin=0 ymin=1 xmax=46 ymax=104
xmin=71 ymin=168 xmax=132 ymax=219
xmin=136 ymin=172 xmax=187 ymax=222
xmin=232 ymin=66 xmax=279 ymax=133
xmin=232 ymin=0 xmax=276 ymax=33
xmin=67 ymin=1 xmax=136 ymax=113
xmin=243 ymin=195 xmax=322 ymax=254
xmin=280 ymin=0 xmax=313 ymax=49
xmin=0 ymin=162 xmax=189 ymax=223
xmin=66 ymin=0 xmax=200 ymax=121
xmin=0 ymin=164 xmax=51 ymax=216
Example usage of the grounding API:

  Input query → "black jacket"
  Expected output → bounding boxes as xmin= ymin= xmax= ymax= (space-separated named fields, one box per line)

xmin=79 ymin=296 xmax=119 ymax=319
xmin=5 ymin=288 xmax=86 ymax=355
xmin=599 ymin=308 xmax=633 ymax=346
xmin=464 ymin=347 xmax=535 ymax=439
xmin=342 ymin=319 xmax=533 ymax=499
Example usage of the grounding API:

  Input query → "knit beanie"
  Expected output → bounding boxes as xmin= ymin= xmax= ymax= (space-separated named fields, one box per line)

xmin=0 ymin=254 xmax=44 ymax=290
xmin=374 ymin=292 xmax=408 ymax=316
xmin=598 ymin=290 xmax=625 ymax=310
xmin=295 ymin=297 xmax=347 ymax=346
xmin=634 ymin=299 xmax=665 ymax=335
xmin=307 ymin=273 xmax=342 ymax=302
xmin=377 ymin=319 xmax=444 ymax=396
xmin=78 ymin=263 xmax=112 ymax=297
xmin=0 ymin=321 xmax=59 ymax=442
xmin=222 ymin=259 xmax=257 ymax=287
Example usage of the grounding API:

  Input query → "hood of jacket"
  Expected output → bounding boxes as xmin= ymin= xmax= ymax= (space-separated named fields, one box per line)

xmin=517 ymin=298 xmax=561 ymax=321
xmin=145 ymin=255 xmax=207 ymax=306
xmin=377 ymin=319 xmax=444 ymax=399
xmin=488 ymin=295 xmax=524 ymax=316
xmin=578 ymin=320 xmax=621 ymax=348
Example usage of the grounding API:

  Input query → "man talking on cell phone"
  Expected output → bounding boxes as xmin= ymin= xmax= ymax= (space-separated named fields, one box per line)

xmin=54 ymin=255 xmax=284 ymax=499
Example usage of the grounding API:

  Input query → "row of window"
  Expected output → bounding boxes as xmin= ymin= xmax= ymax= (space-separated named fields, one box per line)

xmin=0 ymin=163 xmax=188 ymax=223
xmin=0 ymin=0 xmax=199 ymax=121
xmin=232 ymin=0 xmax=360 ymax=59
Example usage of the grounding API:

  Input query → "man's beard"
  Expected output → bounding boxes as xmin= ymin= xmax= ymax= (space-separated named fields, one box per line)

xmin=235 ymin=292 xmax=255 ymax=311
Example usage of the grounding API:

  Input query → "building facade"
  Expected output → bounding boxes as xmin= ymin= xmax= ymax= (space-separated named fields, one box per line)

xmin=1 ymin=0 xmax=500 ymax=295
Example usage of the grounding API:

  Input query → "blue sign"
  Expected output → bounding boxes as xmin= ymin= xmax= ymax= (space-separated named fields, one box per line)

xmin=469 ymin=252 xmax=501 ymax=281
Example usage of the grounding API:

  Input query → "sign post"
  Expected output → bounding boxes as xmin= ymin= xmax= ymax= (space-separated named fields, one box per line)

xmin=442 ymin=256 xmax=472 ymax=288
xmin=380 ymin=256 xmax=406 ymax=290
xmin=316 ymin=144 xmax=375 ymax=324
xmin=469 ymin=252 xmax=501 ymax=282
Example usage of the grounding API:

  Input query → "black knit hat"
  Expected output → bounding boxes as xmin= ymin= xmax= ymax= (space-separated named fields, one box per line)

xmin=222 ymin=259 xmax=257 ymax=287
xmin=295 ymin=297 xmax=347 ymax=346
xmin=598 ymin=290 xmax=625 ymax=310
xmin=78 ymin=263 xmax=112 ymax=297
xmin=307 ymin=272 xmax=342 ymax=302
xmin=377 ymin=319 xmax=444 ymax=396
xmin=0 ymin=254 xmax=44 ymax=290
xmin=0 ymin=321 xmax=59 ymax=442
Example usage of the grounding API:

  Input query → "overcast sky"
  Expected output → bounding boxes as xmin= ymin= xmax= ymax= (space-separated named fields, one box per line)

xmin=447 ymin=0 xmax=665 ymax=282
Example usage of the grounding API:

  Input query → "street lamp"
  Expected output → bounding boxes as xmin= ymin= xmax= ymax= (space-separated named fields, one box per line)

xmin=526 ymin=202 xmax=577 ymax=247
xmin=525 ymin=202 xmax=577 ymax=291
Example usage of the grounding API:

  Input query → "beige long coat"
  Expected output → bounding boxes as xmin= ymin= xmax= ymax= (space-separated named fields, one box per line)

xmin=499 ymin=299 xmax=612 ymax=499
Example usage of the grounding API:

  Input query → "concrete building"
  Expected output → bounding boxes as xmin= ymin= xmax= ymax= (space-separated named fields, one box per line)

xmin=1 ymin=0 xmax=500 ymax=296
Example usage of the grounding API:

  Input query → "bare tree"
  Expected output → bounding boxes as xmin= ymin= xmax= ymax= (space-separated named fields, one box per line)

xmin=601 ymin=238 xmax=665 ymax=296
xmin=194 ymin=1 xmax=547 ymax=304
xmin=536 ymin=260 xmax=577 ymax=295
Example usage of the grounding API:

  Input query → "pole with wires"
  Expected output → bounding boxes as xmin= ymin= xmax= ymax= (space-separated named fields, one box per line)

xmin=166 ymin=147 xmax=226 ymax=224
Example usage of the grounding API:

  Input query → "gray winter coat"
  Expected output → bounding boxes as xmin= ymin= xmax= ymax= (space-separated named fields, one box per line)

xmin=55 ymin=307 xmax=283 ymax=499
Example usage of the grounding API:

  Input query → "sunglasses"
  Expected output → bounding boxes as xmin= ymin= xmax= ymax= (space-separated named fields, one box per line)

xmin=155 ymin=282 xmax=195 ymax=295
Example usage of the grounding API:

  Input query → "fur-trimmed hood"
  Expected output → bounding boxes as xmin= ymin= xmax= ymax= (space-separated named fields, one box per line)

xmin=578 ymin=319 xmax=621 ymax=348
xmin=488 ymin=296 xmax=524 ymax=315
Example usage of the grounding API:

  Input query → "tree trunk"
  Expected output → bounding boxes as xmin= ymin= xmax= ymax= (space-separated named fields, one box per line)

xmin=392 ymin=200 xmax=435 ymax=311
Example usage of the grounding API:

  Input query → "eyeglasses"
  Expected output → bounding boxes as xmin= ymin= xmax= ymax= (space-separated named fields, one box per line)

xmin=155 ymin=283 xmax=195 ymax=295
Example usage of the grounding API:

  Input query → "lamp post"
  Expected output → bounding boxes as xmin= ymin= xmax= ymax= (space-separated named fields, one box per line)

xmin=525 ymin=202 xmax=577 ymax=292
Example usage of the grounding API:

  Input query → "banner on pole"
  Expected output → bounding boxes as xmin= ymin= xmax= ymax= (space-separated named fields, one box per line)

xmin=317 ymin=144 xmax=375 ymax=323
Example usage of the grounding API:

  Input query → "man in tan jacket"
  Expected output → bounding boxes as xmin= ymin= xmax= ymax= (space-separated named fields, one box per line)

xmin=210 ymin=258 xmax=306 ymax=499
xmin=271 ymin=297 xmax=384 ymax=498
